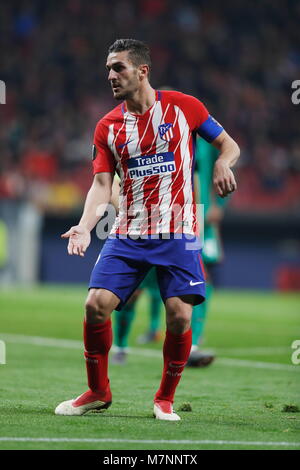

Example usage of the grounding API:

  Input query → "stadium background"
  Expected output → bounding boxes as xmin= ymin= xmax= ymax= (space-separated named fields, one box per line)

xmin=1 ymin=0 xmax=300 ymax=289
xmin=0 ymin=0 xmax=299 ymax=451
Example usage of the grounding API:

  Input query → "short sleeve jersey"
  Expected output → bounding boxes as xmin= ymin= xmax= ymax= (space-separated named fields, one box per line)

xmin=92 ymin=90 xmax=223 ymax=235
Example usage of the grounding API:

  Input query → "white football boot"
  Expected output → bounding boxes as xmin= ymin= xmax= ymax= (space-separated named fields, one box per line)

xmin=153 ymin=400 xmax=181 ymax=421
xmin=55 ymin=390 xmax=112 ymax=416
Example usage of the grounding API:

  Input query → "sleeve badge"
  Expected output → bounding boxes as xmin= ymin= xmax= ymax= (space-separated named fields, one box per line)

xmin=92 ymin=144 xmax=97 ymax=161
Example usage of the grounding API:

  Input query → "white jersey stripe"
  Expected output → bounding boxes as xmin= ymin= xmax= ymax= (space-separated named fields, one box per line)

xmin=136 ymin=102 xmax=157 ymax=154
xmin=156 ymin=105 xmax=180 ymax=202
xmin=168 ymin=106 xmax=188 ymax=200
xmin=125 ymin=114 xmax=143 ymax=234
xmin=126 ymin=108 xmax=158 ymax=234
xmin=170 ymin=107 xmax=193 ymax=233
xmin=179 ymin=109 xmax=194 ymax=233
xmin=138 ymin=102 xmax=165 ymax=226
xmin=148 ymin=102 xmax=169 ymax=152
xmin=107 ymin=123 xmax=123 ymax=183
xmin=121 ymin=115 xmax=138 ymax=156
xmin=138 ymin=101 xmax=169 ymax=232
xmin=107 ymin=124 xmax=117 ymax=159
xmin=113 ymin=117 xmax=127 ymax=150
xmin=157 ymin=105 xmax=180 ymax=232
xmin=107 ymin=124 xmax=126 ymax=235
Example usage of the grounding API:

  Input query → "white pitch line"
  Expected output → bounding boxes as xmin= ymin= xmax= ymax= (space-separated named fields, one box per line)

xmin=0 ymin=437 xmax=299 ymax=447
xmin=0 ymin=333 xmax=82 ymax=349
xmin=129 ymin=348 xmax=298 ymax=371
xmin=215 ymin=347 xmax=291 ymax=356
xmin=0 ymin=333 xmax=299 ymax=372
xmin=0 ymin=334 xmax=291 ymax=355
xmin=217 ymin=358 xmax=298 ymax=372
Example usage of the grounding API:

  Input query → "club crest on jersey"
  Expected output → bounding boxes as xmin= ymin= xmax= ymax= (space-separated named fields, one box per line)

xmin=158 ymin=123 xmax=173 ymax=142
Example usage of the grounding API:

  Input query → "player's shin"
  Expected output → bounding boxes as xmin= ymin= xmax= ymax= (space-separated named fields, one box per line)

xmin=83 ymin=319 xmax=112 ymax=393
xmin=154 ymin=328 xmax=192 ymax=403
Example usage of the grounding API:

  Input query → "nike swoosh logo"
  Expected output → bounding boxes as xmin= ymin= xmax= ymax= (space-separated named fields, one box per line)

xmin=190 ymin=281 xmax=204 ymax=286
xmin=118 ymin=139 xmax=134 ymax=149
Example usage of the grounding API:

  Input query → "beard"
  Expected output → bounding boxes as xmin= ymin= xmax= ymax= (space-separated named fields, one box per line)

xmin=113 ymin=88 xmax=130 ymax=100
xmin=111 ymin=77 xmax=139 ymax=101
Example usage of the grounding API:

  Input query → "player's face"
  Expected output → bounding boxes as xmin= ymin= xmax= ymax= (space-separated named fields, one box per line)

xmin=106 ymin=51 xmax=140 ymax=100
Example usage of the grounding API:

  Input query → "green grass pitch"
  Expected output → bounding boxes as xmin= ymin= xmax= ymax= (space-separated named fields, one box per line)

xmin=0 ymin=286 xmax=299 ymax=450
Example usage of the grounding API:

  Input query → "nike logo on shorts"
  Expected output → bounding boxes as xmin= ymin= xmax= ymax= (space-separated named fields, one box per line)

xmin=190 ymin=281 xmax=204 ymax=286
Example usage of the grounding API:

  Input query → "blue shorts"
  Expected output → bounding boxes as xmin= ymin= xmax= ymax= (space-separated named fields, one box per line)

xmin=89 ymin=235 xmax=206 ymax=310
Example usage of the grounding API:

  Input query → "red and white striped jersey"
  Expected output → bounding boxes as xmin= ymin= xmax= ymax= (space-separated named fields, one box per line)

xmin=92 ymin=90 xmax=223 ymax=235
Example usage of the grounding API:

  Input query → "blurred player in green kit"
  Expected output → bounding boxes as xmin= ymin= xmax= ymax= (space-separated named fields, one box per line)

xmin=112 ymin=268 xmax=162 ymax=364
xmin=111 ymin=135 xmax=230 ymax=367
xmin=186 ymin=136 xmax=229 ymax=367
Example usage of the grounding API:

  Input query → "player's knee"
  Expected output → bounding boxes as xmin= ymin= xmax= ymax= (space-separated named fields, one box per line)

xmin=167 ymin=313 xmax=191 ymax=335
xmin=85 ymin=298 xmax=109 ymax=324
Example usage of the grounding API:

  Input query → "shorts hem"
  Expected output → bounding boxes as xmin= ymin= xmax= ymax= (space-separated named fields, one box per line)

xmin=163 ymin=290 xmax=205 ymax=306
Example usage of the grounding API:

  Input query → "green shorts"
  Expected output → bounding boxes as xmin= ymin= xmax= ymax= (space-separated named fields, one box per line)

xmin=140 ymin=266 xmax=158 ymax=290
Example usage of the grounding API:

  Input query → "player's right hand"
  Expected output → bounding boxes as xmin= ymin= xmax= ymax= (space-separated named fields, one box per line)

xmin=61 ymin=225 xmax=91 ymax=257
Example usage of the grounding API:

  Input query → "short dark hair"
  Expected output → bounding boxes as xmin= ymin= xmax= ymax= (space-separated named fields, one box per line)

xmin=108 ymin=39 xmax=151 ymax=71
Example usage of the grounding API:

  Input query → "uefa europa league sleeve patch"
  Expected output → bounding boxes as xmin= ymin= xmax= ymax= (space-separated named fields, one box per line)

xmin=92 ymin=144 xmax=97 ymax=161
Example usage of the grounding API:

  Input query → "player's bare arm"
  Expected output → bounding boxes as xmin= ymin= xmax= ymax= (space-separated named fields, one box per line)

xmin=211 ymin=130 xmax=240 ymax=198
xmin=110 ymin=175 xmax=121 ymax=214
xmin=61 ymin=172 xmax=114 ymax=257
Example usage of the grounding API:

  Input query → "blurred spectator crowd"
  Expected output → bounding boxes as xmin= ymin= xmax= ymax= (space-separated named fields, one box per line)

xmin=1 ymin=0 xmax=300 ymax=215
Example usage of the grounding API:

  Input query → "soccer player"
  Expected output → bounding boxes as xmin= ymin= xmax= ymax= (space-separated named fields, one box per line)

xmin=55 ymin=39 xmax=240 ymax=421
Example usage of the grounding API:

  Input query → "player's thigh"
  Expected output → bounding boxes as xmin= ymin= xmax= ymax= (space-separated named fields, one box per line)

xmin=156 ymin=236 xmax=205 ymax=306
xmin=89 ymin=237 xmax=149 ymax=310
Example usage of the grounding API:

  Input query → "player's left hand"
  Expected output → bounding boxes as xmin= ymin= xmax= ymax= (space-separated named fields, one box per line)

xmin=213 ymin=160 xmax=237 ymax=198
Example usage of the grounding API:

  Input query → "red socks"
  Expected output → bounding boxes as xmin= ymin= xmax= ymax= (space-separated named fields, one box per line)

xmin=155 ymin=328 xmax=192 ymax=403
xmin=83 ymin=321 xmax=191 ymax=404
xmin=83 ymin=319 xmax=112 ymax=394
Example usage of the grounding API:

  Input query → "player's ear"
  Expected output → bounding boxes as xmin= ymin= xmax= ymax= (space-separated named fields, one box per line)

xmin=138 ymin=64 xmax=149 ymax=81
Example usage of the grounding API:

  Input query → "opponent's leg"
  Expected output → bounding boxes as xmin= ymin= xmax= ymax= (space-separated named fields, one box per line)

xmin=55 ymin=288 xmax=119 ymax=415
xmin=138 ymin=287 xmax=162 ymax=344
xmin=112 ymin=288 xmax=142 ymax=364
xmin=149 ymin=288 xmax=161 ymax=333
xmin=112 ymin=292 xmax=140 ymax=364
xmin=187 ymin=282 xmax=215 ymax=367
xmin=154 ymin=295 xmax=194 ymax=421
xmin=187 ymin=226 xmax=221 ymax=367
